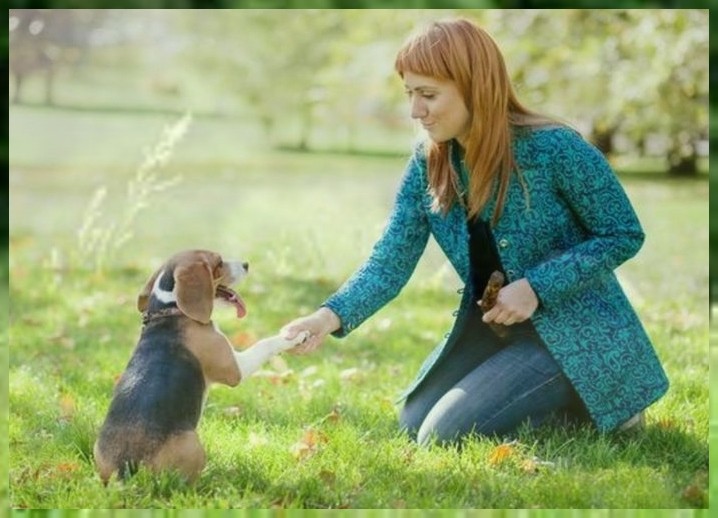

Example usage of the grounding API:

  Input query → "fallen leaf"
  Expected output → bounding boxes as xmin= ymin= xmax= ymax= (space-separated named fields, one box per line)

xmin=318 ymin=407 xmax=341 ymax=425
xmin=521 ymin=456 xmax=556 ymax=474
xmin=253 ymin=369 xmax=294 ymax=385
xmin=311 ymin=379 xmax=326 ymax=389
xmin=339 ymin=367 xmax=360 ymax=381
xmin=290 ymin=441 xmax=314 ymax=460
xmin=222 ymin=406 xmax=242 ymax=417
xmin=247 ymin=432 xmax=269 ymax=448
xmin=682 ymin=483 xmax=706 ymax=507
xmin=290 ymin=428 xmax=328 ymax=460
xmin=488 ymin=442 xmax=517 ymax=466
xmin=319 ymin=469 xmax=336 ymax=485
xmin=376 ymin=318 xmax=392 ymax=331
xmin=56 ymin=462 xmax=80 ymax=474
xmin=269 ymin=355 xmax=290 ymax=373
xmin=521 ymin=458 xmax=539 ymax=474
xmin=59 ymin=394 xmax=76 ymax=420
xmin=682 ymin=471 xmax=708 ymax=507
xmin=300 ymin=366 xmax=319 ymax=378
xmin=656 ymin=417 xmax=676 ymax=429
xmin=231 ymin=332 xmax=257 ymax=349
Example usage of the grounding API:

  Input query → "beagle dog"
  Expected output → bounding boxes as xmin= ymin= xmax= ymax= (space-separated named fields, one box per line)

xmin=94 ymin=249 xmax=308 ymax=484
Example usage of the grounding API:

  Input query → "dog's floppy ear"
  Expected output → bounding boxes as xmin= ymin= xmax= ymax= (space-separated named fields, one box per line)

xmin=174 ymin=259 xmax=214 ymax=324
xmin=137 ymin=267 xmax=163 ymax=312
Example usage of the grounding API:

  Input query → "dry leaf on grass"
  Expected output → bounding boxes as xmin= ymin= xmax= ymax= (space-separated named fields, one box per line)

xmin=247 ymin=432 xmax=269 ymax=448
xmin=339 ymin=367 xmax=360 ymax=381
xmin=231 ymin=331 xmax=257 ymax=349
xmin=290 ymin=428 xmax=328 ymax=460
xmin=252 ymin=369 xmax=294 ymax=385
xmin=58 ymin=394 xmax=76 ymax=420
xmin=521 ymin=456 xmax=556 ymax=474
xmin=488 ymin=442 xmax=518 ymax=466
xmin=222 ymin=406 xmax=242 ymax=417
xmin=316 ymin=406 xmax=342 ymax=425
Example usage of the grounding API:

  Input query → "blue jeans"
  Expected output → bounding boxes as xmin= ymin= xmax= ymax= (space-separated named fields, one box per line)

xmin=400 ymin=308 xmax=586 ymax=445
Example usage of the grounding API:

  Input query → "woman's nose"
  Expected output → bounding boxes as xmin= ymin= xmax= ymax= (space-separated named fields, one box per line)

xmin=410 ymin=97 xmax=427 ymax=119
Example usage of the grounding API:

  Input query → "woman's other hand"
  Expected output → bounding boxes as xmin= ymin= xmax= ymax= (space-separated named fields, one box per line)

xmin=480 ymin=278 xmax=539 ymax=326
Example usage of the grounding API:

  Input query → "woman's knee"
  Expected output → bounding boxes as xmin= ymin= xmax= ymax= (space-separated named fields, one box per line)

xmin=398 ymin=399 xmax=426 ymax=439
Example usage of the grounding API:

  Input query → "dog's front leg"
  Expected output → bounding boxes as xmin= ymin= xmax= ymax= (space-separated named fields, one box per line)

xmin=233 ymin=331 xmax=309 ymax=380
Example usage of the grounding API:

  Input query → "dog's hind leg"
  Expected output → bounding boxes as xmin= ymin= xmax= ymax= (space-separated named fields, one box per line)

xmin=150 ymin=431 xmax=206 ymax=483
xmin=93 ymin=439 xmax=116 ymax=485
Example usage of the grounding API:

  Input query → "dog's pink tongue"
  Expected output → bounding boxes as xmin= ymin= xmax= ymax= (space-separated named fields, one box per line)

xmin=217 ymin=285 xmax=247 ymax=318
xmin=231 ymin=293 xmax=247 ymax=319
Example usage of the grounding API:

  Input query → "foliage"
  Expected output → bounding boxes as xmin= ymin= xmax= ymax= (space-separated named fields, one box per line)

xmin=8 ymin=9 xmax=708 ymax=173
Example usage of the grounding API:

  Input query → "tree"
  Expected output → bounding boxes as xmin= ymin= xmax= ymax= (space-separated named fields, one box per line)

xmin=9 ymin=9 xmax=108 ymax=105
xmin=486 ymin=10 xmax=708 ymax=174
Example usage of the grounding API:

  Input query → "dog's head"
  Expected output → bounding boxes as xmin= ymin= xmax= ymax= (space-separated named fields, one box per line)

xmin=137 ymin=250 xmax=248 ymax=324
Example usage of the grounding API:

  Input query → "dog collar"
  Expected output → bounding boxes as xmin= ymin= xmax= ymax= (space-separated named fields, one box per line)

xmin=142 ymin=307 xmax=184 ymax=326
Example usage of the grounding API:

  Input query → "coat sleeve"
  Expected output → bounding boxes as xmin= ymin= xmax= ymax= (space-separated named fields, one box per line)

xmin=323 ymin=152 xmax=431 ymax=337
xmin=524 ymin=128 xmax=645 ymax=307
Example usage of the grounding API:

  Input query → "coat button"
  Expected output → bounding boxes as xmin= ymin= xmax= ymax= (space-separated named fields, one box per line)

xmin=498 ymin=238 xmax=509 ymax=249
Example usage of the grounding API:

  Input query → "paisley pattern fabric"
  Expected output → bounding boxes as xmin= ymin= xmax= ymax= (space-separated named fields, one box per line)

xmin=323 ymin=125 xmax=669 ymax=432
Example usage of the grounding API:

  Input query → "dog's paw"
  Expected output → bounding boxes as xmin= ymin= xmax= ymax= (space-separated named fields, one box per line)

xmin=289 ymin=330 xmax=311 ymax=346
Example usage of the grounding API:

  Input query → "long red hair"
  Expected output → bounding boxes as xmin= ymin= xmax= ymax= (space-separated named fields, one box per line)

xmin=394 ymin=18 xmax=556 ymax=224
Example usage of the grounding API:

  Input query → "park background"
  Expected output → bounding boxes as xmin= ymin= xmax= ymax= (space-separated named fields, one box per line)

xmin=6 ymin=7 xmax=711 ymax=511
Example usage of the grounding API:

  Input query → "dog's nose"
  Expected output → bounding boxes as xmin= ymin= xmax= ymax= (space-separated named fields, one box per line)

xmin=242 ymin=262 xmax=249 ymax=272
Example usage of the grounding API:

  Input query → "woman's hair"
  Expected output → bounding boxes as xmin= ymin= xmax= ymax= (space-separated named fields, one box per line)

xmin=394 ymin=18 xmax=556 ymax=224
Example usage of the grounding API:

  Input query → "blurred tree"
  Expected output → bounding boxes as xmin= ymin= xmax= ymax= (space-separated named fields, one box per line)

xmin=8 ymin=8 xmax=708 ymax=173
xmin=483 ymin=10 xmax=708 ymax=175
xmin=9 ymin=9 xmax=108 ymax=105
xmin=177 ymin=10 xmax=348 ymax=149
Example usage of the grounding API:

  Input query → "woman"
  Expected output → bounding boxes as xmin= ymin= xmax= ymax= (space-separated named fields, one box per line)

xmin=281 ymin=18 xmax=669 ymax=445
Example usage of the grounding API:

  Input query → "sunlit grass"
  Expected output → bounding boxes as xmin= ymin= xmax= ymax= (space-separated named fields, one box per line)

xmin=8 ymin=106 xmax=708 ymax=508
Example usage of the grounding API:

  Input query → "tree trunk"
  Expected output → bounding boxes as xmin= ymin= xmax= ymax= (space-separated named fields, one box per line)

xmin=667 ymin=146 xmax=698 ymax=176
xmin=297 ymin=104 xmax=312 ymax=152
xmin=11 ymin=72 xmax=23 ymax=104
xmin=590 ymin=123 xmax=616 ymax=156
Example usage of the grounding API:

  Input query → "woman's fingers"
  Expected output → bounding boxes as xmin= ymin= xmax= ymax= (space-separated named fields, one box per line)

xmin=480 ymin=278 xmax=538 ymax=325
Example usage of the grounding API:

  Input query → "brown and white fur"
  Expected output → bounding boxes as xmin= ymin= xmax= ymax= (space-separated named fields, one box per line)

xmin=93 ymin=249 xmax=307 ymax=484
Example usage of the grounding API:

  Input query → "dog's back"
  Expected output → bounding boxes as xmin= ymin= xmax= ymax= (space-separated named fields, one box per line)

xmin=94 ymin=318 xmax=205 ymax=480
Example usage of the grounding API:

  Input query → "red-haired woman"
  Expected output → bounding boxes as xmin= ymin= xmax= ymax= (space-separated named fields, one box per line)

xmin=282 ymin=18 xmax=668 ymax=445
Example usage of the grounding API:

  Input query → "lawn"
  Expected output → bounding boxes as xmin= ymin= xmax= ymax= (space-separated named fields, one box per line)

xmin=7 ymin=105 xmax=709 ymax=509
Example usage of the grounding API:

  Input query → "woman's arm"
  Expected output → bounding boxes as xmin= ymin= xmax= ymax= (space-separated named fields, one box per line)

xmin=524 ymin=128 xmax=645 ymax=308
xmin=282 ymin=151 xmax=431 ymax=352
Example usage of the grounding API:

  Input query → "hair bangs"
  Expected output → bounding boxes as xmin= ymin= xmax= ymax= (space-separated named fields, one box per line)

xmin=394 ymin=26 xmax=452 ymax=80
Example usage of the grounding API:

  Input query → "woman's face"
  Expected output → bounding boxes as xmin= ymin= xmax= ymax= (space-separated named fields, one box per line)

xmin=403 ymin=71 xmax=471 ymax=146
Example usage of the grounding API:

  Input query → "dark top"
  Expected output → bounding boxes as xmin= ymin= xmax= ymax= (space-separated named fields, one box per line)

xmin=468 ymin=216 xmax=504 ymax=301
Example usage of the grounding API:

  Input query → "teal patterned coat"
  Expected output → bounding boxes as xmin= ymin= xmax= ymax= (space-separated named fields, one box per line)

xmin=324 ymin=125 xmax=669 ymax=432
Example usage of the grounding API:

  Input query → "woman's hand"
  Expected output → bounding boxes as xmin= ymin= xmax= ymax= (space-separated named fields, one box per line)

xmin=280 ymin=307 xmax=341 ymax=354
xmin=480 ymin=278 xmax=539 ymax=326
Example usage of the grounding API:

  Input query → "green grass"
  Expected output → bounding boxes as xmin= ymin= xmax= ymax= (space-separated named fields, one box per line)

xmin=8 ymin=106 xmax=708 ymax=508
